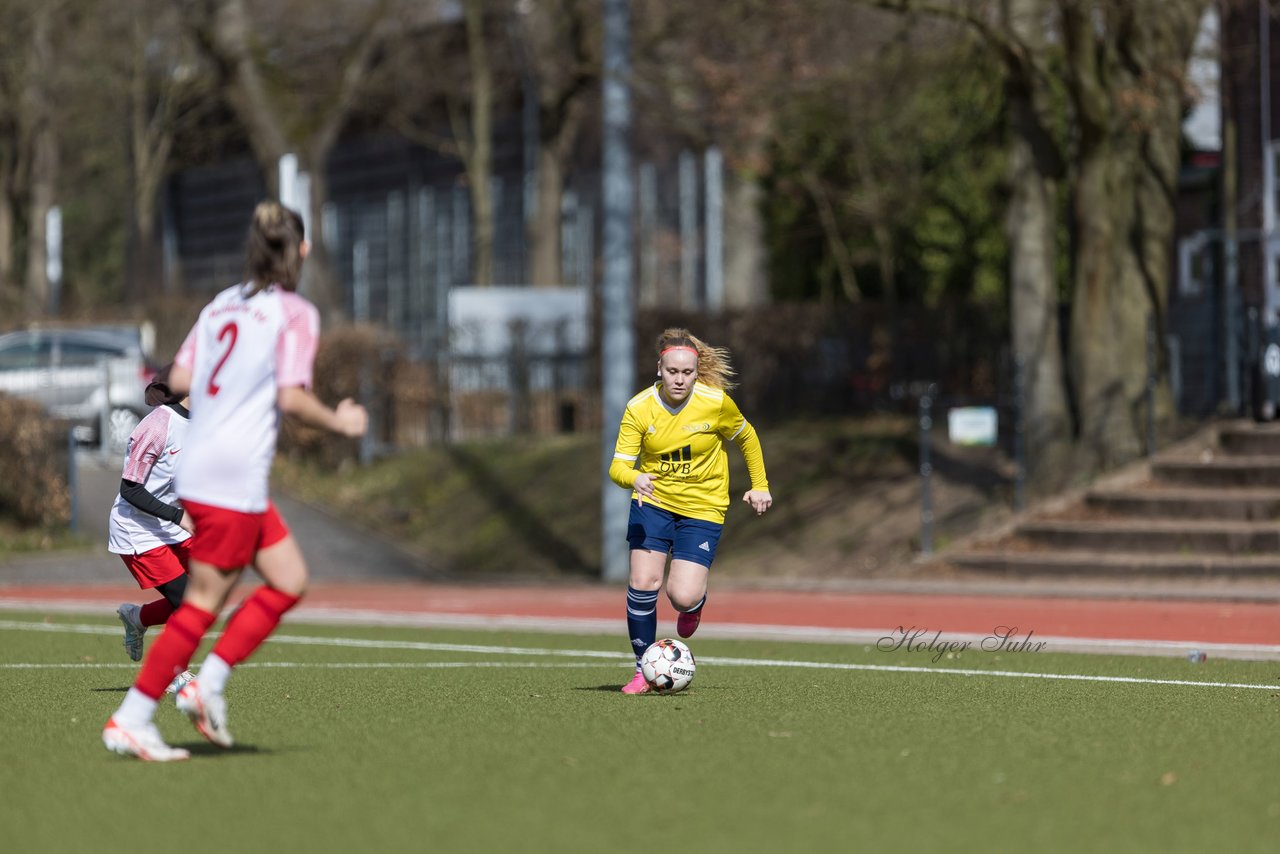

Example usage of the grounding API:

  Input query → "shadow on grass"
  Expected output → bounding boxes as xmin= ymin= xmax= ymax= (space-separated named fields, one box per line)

xmin=447 ymin=444 xmax=595 ymax=576
xmin=176 ymin=742 xmax=275 ymax=758
xmin=574 ymin=685 xmax=718 ymax=695
xmin=91 ymin=687 xmax=131 ymax=693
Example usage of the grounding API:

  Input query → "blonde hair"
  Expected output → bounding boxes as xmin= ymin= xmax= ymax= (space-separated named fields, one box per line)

xmin=656 ymin=328 xmax=736 ymax=391
xmin=244 ymin=200 xmax=305 ymax=295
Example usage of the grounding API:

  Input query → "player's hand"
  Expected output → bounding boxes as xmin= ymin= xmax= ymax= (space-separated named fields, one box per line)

xmin=743 ymin=489 xmax=772 ymax=516
xmin=178 ymin=510 xmax=196 ymax=534
xmin=633 ymin=473 xmax=659 ymax=499
xmin=334 ymin=398 xmax=369 ymax=438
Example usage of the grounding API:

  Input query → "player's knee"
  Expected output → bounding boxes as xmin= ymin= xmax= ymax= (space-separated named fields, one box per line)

xmin=271 ymin=578 xmax=307 ymax=598
xmin=630 ymin=578 xmax=662 ymax=593
xmin=667 ymin=588 xmax=701 ymax=612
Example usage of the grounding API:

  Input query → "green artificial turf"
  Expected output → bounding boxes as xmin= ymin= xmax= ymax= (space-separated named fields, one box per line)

xmin=0 ymin=612 xmax=1277 ymax=854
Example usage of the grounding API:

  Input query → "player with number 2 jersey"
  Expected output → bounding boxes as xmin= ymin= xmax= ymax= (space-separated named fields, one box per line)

xmin=174 ymin=276 xmax=319 ymax=513
xmin=104 ymin=201 xmax=367 ymax=762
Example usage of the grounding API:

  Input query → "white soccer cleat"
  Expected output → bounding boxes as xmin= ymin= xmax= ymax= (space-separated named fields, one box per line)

xmin=165 ymin=670 xmax=196 ymax=696
xmin=175 ymin=681 xmax=234 ymax=748
xmin=116 ymin=603 xmax=146 ymax=662
xmin=102 ymin=717 xmax=190 ymax=762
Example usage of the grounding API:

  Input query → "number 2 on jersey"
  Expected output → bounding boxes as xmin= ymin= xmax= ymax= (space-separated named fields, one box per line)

xmin=208 ymin=321 xmax=238 ymax=396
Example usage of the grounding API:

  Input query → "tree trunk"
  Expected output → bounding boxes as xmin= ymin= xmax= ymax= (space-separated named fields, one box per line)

xmin=23 ymin=3 xmax=55 ymax=318
xmin=129 ymin=12 xmax=172 ymax=299
xmin=530 ymin=144 xmax=565 ymax=286
xmin=0 ymin=153 xmax=15 ymax=304
xmin=462 ymin=0 xmax=494 ymax=286
xmin=1069 ymin=140 xmax=1146 ymax=468
xmin=24 ymin=125 xmax=55 ymax=318
xmin=1064 ymin=0 xmax=1201 ymax=471
xmin=1007 ymin=131 xmax=1071 ymax=488
xmin=521 ymin=0 xmax=594 ymax=288
xmin=529 ymin=96 xmax=587 ymax=287
xmin=300 ymin=150 xmax=344 ymax=321
xmin=1004 ymin=0 xmax=1070 ymax=492
xmin=723 ymin=165 xmax=768 ymax=307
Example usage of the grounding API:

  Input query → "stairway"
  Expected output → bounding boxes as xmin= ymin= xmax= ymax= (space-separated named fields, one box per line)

xmin=945 ymin=421 xmax=1280 ymax=577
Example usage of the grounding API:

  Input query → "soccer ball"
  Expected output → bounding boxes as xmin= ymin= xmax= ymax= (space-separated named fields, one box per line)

xmin=640 ymin=638 xmax=696 ymax=693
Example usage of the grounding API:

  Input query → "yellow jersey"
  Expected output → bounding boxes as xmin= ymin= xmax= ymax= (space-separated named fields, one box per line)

xmin=609 ymin=382 xmax=769 ymax=523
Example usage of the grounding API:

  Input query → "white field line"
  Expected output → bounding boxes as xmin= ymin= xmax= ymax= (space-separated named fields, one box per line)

xmin=3 ymin=598 xmax=1280 ymax=661
xmin=1 ymin=619 xmax=1278 ymax=691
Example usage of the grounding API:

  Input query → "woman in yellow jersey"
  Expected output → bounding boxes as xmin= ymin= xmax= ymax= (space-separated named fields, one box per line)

xmin=608 ymin=328 xmax=772 ymax=693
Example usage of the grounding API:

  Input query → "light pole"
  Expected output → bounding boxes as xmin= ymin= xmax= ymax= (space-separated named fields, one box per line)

xmin=600 ymin=0 xmax=634 ymax=582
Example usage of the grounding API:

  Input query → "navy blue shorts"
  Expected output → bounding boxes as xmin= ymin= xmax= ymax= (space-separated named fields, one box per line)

xmin=626 ymin=500 xmax=723 ymax=568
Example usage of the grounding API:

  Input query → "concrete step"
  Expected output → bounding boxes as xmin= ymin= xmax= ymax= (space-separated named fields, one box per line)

xmin=1015 ymin=519 xmax=1280 ymax=553
xmin=947 ymin=550 xmax=1280 ymax=577
xmin=1218 ymin=426 xmax=1280 ymax=457
xmin=1085 ymin=487 xmax=1280 ymax=521
xmin=1151 ymin=457 xmax=1280 ymax=488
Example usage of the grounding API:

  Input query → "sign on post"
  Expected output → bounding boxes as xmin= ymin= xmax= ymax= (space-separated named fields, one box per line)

xmin=947 ymin=406 xmax=998 ymax=447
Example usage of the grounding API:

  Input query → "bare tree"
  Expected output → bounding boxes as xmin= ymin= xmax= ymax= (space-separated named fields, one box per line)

xmin=511 ymin=0 xmax=598 ymax=287
xmin=381 ymin=0 xmax=509 ymax=287
xmin=101 ymin=0 xmax=215 ymax=298
xmin=632 ymin=0 xmax=876 ymax=307
xmin=178 ymin=0 xmax=394 ymax=319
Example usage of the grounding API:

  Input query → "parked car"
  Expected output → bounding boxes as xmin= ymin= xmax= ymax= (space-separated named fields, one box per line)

xmin=0 ymin=327 xmax=154 ymax=451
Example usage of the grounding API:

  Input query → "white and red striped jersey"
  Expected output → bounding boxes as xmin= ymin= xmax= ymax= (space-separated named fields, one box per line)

xmin=108 ymin=404 xmax=191 ymax=554
xmin=173 ymin=283 xmax=320 ymax=513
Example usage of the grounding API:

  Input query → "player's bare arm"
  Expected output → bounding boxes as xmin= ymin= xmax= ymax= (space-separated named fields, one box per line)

xmin=167 ymin=364 xmax=192 ymax=397
xmin=278 ymin=385 xmax=368 ymax=438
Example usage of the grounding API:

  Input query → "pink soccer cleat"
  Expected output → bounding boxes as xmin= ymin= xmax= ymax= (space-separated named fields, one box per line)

xmin=621 ymin=671 xmax=650 ymax=694
xmin=676 ymin=608 xmax=702 ymax=639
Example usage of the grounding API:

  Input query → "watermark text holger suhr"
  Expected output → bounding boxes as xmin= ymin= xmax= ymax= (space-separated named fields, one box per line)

xmin=877 ymin=626 xmax=1047 ymax=663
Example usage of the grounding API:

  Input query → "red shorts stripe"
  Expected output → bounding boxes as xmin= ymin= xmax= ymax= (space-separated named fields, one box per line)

xmin=181 ymin=500 xmax=290 ymax=570
xmin=120 ymin=541 xmax=190 ymax=589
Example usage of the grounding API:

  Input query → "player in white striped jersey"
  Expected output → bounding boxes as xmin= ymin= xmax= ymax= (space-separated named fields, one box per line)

xmin=106 ymin=375 xmax=195 ymax=695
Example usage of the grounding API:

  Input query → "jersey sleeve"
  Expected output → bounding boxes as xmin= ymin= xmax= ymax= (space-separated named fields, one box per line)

xmin=732 ymin=421 xmax=770 ymax=492
xmin=716 ymin=394 xmax=747 ymax=440
xmin=608 ymin=404 xmax=644 ymax=489
xmin=720 ymin=394 xmax=769 ymax=491
xmin=120 ymin=408 xmax=170 ymax=484
xmin=173 ymin=323 xmax=199 ymax=370
xmin=276 ymin=293 xmax=321 ymax=389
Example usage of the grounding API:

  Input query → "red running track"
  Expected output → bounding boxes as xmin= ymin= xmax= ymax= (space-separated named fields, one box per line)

xmin=1 ymin=581 xmax=1276 ymax=647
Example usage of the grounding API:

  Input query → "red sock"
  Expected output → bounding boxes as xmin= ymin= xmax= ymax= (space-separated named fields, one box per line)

xmin=211 ymin=587 xmax=301 ymax=667
xmin=138 ymin=599 xmax=174 ymax=627
xmin=134 ymin=604 xmax=217 ymax=699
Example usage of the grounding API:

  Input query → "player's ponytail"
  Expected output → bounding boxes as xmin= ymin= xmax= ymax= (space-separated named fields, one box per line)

xmin=656 ymin=328 xmax=736 ymax=391
xmin=244 ymin=200 xmax=306 ymax=295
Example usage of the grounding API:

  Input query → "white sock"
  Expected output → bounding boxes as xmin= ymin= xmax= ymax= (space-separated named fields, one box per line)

xmin=197 ymin=654 xmax=232 ymax=697
xmin=113 ymin=688 xmax=158 ymax=728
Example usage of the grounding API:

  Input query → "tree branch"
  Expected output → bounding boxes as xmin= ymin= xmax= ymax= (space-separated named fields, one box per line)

xmin=310 ymin=0 xmax=393 ymax=157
